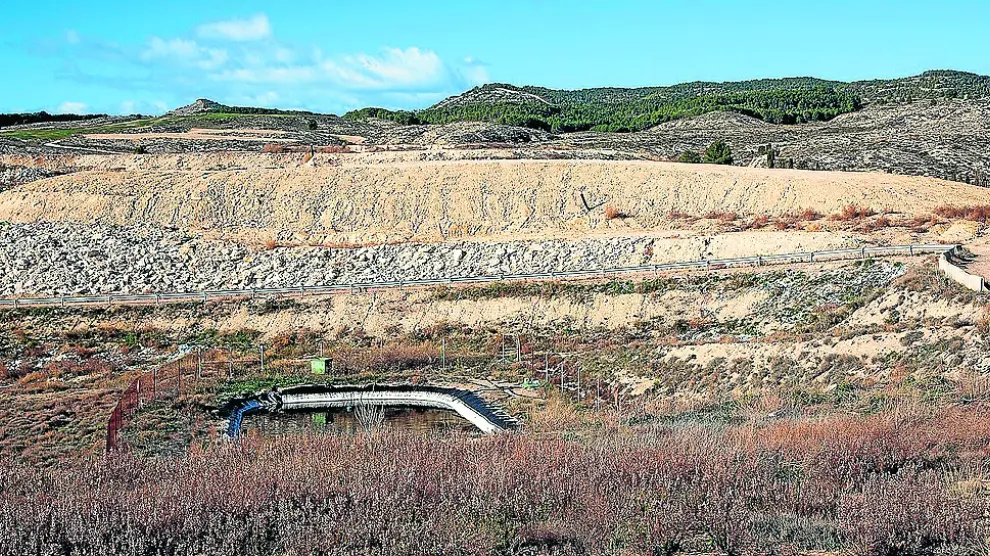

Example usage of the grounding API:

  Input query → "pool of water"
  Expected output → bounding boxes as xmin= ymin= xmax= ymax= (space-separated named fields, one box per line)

xmin=243 ymin=406 xmax=480 ymax=436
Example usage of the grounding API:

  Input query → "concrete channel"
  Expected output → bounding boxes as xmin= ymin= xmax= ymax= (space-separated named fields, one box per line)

xmin=228 ymin=384 xmax=519 ymax=437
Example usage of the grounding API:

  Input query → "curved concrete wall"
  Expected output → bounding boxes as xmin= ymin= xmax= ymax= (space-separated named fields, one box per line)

xmin=939 ymin=246 xmax=986 ymax=293
xmin=274 ymin=387 xmax=514 ymax=434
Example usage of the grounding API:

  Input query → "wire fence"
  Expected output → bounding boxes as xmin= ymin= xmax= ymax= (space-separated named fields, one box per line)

xmin=5 ymin=243 xmax=956 ymax=311
xmin=105 ymin=334 xmax=629 ymax=453
xmin=106 ymin=347 xmax=264 ymax=452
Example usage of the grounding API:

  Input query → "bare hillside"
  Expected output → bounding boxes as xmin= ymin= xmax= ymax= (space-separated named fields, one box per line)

xmin=1 ymin=154 xmax=987 ymax=242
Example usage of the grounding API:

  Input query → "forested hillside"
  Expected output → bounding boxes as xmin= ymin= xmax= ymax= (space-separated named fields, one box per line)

xmin=344 ymin=70 xmax=990 ymax=133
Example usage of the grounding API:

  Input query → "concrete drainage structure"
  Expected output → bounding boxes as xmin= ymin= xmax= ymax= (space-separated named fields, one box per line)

xmin=228 ymin=384 xmax=519 ymax=437
xmin=938 ymin=246 xmax=988 ymax=292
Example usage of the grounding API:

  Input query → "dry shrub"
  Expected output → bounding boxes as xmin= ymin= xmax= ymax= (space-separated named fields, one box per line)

xmin=832 ymin=204 xmax=877 ymax=221
xmin=859 ymin=214 xmax=893 ymax=232
xmin=262 ymin=238 xmax=278 ymax=250
xmin=332 ymin=340 xmax=439 ymax=371
xmin=747 ymin=215 xmax=770 ymax=229
xmin=316 ymin=145 xmax=352 ymax=153
xmin=0 ymin=361 xmax=7 ymax=380
xmin=262 ymin=143 xmax=286 ymax=153
xmin=704 ymin=211 xmax=738 ymax=222
xmin=3 ymin=409 xmax=990 ymax=555
xmin=604 ymin=204 xmax=627 ymax=220
xmin=798 ymin=207 xmax=823 ymax=220
xmin=933 ymin=204 xmax=990 ymax=223
xmin=840 ymin=474 xmax=983 ymax=556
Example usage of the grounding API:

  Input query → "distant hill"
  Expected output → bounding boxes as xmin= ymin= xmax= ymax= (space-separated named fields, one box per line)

xmin=343 ymin=70 xmax=990 ymax=133
xmin=168 ymin=98 xmax=320 ymax=117
xmin=0 ymin=112 xmax=107 ymax=129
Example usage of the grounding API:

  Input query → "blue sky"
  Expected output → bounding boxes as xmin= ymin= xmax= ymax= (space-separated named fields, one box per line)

xmin=1 ymin=0 xmax=989 ymax=115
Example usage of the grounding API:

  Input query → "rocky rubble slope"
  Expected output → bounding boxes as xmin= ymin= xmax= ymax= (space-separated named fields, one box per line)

xmin=558 ymin=100 xmax=990 ymax=183
xmin=0 ymin=223 xmax=860 ymax=296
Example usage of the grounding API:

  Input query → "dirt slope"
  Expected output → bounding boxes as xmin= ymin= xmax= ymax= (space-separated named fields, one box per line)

xmin=1 ymin=154 xmax=987 ymax=242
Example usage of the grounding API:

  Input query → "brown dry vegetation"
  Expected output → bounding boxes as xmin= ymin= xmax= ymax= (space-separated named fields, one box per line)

xmin=2 ymin=411 xmax=988 ymax=555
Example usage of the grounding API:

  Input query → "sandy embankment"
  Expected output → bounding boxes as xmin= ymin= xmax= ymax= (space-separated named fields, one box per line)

xmin=1 ymin=154 xmax=988 ymax=244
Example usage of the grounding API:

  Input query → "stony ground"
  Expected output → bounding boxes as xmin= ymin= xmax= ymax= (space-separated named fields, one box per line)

xmin=0 ymin=223 xmax=865 ymax=296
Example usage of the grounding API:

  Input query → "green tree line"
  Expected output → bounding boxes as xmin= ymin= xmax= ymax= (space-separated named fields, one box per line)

xmin=344 ymin=87 xmax=861 ymax=133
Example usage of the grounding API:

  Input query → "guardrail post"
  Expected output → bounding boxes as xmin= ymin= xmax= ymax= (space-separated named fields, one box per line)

xmin=60 ymin=296 xmax=65 ymax=308
xmin=809 ymin=252 xmax=815 ymax=263
xmin=202 ymin=292 xmax=207 ymax=305
xmin=861 ymin=247 xmax=866 ymax=259
xmin=107 ymin=295 xmax=112 ymax=308
xmin=705 ymin=261 xmax=711 ymax=272
xmin=155 ymin=294 xmax=161 ymax=307
xmin=909 ymin=244 xmax=914 ymax=256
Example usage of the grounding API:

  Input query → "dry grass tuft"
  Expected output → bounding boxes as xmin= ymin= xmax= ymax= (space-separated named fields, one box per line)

xmin=604 ymin=204 xmax=627 ymax=220
xmin=831 ymin=204 xmax=877 ymax=221
xmin=933 ymin=204 xmax=990 ymax=223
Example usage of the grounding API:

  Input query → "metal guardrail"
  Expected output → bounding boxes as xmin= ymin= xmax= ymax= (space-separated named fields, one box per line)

xmin=0 ymin=243 xmax=955 ymax=310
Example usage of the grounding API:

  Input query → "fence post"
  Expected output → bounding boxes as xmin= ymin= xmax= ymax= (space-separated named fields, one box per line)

xmin=442 ymin=339 xmax=446 ymax=369
xmin=136 ymin=379 xmax=142 ymax=409
xmin=260 ymin=345 xmax=265 ymax=374
xmin=197 ymin=348 xmax=202 ymax=380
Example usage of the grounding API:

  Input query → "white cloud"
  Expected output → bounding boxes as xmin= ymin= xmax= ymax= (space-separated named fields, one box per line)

xmin=210 ymin=47 xmax=450 ymax=91
xmin=144 ymin=37 xmax=199 ymax=59
xmin=65 ymin=29 xmax=81 ymax=45
xmin=57 ymin=101 xmax=87 ymax=114
xmin=142 ymin=37 xmax=227 ymax=69
xmin=349 ymin=47 xmax=444 ymax=87
xmin=197 ymin=14 xmax=271 ymax=42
